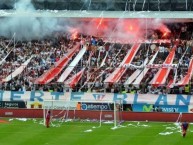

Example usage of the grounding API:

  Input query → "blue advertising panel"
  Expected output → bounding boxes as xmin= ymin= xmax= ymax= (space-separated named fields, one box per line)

xmin=81 ymin=103 xmax=113 ymax=110
xmin=132 ymin=104 xmax=188 ymax=113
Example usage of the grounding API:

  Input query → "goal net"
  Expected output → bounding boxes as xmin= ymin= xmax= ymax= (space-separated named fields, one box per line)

xmin=159 ymin=112 xmax=183 ymax=136
xmin=43 ymin=100 xmax=122 ymax=128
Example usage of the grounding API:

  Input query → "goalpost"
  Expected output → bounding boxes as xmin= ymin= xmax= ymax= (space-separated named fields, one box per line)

xmin=43 ymin=100 xmax=122 ymax=128
xmin=174 ymin=112 xmax=183 ymax=131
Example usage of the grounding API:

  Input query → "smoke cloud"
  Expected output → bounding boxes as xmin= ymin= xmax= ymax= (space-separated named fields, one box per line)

xmin=65 ymin=18 xmax=171 ymax=43
xmin=0 ymin=0 xmax=60 ymax=40
xmin=0 ymin=0 xmax=171 ymax=42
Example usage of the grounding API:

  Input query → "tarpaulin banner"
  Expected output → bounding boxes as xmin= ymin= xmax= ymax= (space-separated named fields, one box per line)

xmin=0 ymin=91 xmax=193 ymax=106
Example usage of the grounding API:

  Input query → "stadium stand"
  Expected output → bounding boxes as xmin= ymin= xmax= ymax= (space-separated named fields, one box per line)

xmin=0 ymin=22 xmax=193 ymax=95
xmin=0 ymin=0 xmax=193 ymax=95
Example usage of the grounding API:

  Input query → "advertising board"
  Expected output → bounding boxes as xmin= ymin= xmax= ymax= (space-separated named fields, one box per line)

xmin=132 ymin=104 xmax=188 ymax=113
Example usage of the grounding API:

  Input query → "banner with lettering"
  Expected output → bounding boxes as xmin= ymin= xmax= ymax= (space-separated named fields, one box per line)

xmin=0 ymin=101 xmax=26 ymax=108
xmin=0 ymin=91 xmax=193 ymax=106
xmin=132 ymin=104 xmax=188 ymax=113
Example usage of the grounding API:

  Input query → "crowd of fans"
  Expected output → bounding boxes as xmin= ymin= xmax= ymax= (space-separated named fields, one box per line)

xmin=0 ymin=23 xmax=193 ymax=95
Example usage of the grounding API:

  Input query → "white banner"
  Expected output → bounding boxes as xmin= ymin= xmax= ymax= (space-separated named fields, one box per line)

xmin=27 ymin=101 xmax=77 ymax=110
xmin=188 ymin=105 xmax=193 ymax=113
xmin=0 ymin=91 xmax=193 ymax=106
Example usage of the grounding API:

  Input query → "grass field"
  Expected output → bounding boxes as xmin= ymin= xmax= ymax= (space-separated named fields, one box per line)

xmin=0 ymin=118 xmax=192 ymax=145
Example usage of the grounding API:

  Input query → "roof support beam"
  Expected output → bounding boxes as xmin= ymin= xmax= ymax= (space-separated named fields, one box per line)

xmin=1 ymin=10 xmax=193 ymax=19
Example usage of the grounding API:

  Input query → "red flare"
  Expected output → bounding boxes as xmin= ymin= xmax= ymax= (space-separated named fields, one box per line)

xmin=72 ymin=31 xmax=78 ymax=40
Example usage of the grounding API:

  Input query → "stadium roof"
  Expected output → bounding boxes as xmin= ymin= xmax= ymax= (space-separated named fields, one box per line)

xmin=1 ymin=0 xmax=193 ymax=19
xmin=1 ymin=10 xmax=193 ymax=19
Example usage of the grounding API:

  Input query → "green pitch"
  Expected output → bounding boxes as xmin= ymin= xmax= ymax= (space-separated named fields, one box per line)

xmin=0 ymin=118 xmax=192 ymax=145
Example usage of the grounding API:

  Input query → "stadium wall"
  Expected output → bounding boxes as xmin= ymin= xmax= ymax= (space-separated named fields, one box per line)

xmin=0 ymin=109 xmax=193 ymax=122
